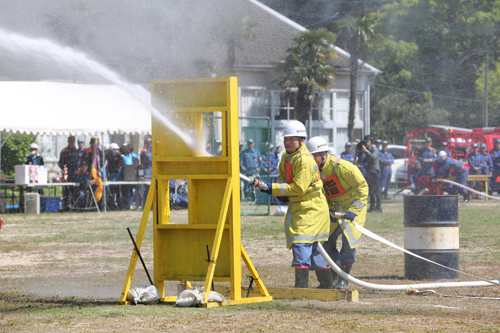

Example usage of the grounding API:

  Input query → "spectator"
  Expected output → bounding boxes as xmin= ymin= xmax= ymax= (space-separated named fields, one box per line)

xmin=436 ymin=151 xmax=470 ymax=202
xmin=81 ymin=137 xmax=103 ymax=170
xmin=441 ymin=141 xmax=452 ymax=158
xmin=77 ymin=138 xmax=85 ymax=158
xmin=417 ymin=137 xmax=437 ymax=177
xmin=409 ymin=160 xmax=421 ymax=194
xmin=468 ymin=143 xmax=481 ymax=192
xmin=269 ymin=145 xmax=280 ymax=176
xmin=379 ymin=140 xmax=394 ymax=199
xmin=106 ymin=143 xmax=122 ymax=206
xmin=120 ymin=144 xmax=136 ymax=209
xmin=361 ymin=135 xmax=382 ymax=212
xmin=58 ymin=136 xmax=80 ymax=211
xmin=213 ymin=140 xmax=222 ymax=156
xmin=128 ymin=143 xmax=140 ymax=164
xmin=340 ymin=142 xmax=355 ymax=164
xmin=480 ymin=143 xmax=493 ymax=193
xmin=240 ymin=138 xmax=262 ymax=201
xmin=170 ymin=179 xmax=188 ymax=209
xmin=139 ymin=138 xmax=153 ymax=208
xmin=74 ymin=159 xmax=95 ymax=209
xmin=25 ymin=143 xmax=44 ymax=165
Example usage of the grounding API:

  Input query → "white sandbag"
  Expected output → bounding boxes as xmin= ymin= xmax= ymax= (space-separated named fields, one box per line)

xmin=175 ymin=287 xmax=225 ymax=307
xmin=273 ymin=205 xmax=288 ymax=216
xmin=127 ymin=285 xmax=162 ymax=305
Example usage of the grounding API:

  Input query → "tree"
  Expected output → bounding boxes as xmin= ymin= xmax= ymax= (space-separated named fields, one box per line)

xmin=1 ymin=134 xmax=35 ymax=177
xmin=275 ymin=29 xmax=337 ymax=136
xmin=211 ymin=16 xmax=257 ymax=75
xmin=331 ymin=15 xmax=381 ymax=142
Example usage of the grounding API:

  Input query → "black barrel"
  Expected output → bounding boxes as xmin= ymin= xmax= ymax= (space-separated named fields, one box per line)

xmin=404 ymin=195 xmax=459 ymax=280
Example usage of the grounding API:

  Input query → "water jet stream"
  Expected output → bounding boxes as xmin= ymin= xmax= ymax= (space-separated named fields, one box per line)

xmin=0 ymin=29 xmax=203 ymax=153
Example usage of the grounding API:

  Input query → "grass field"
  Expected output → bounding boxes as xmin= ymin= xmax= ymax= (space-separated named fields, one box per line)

xmin=1 ymin=199 xmax=500 ymax=332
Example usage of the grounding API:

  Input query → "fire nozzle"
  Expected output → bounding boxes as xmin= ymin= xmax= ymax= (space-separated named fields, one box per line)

xmin=247 ymin=174 xmax=268 ymax=191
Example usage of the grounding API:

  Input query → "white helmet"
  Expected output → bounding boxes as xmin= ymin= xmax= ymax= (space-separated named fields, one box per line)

xmin=30 ymin=143 xmax=38 ymax=149
xmin=307 ymin=136 xmax=329 ymax=154
xmin=282 ymin=120 xmax=307 ymax=138
xmin=328 ymin=147 xmax=336 ymax=156
xmin=110 ymin=143 xmax=119 ymax=150
xmin=438 ymin=151 xmax=447 ymax=158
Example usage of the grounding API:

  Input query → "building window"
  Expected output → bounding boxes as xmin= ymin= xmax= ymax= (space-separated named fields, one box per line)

xmin=336 ymin=93 xmax=349 ymax=123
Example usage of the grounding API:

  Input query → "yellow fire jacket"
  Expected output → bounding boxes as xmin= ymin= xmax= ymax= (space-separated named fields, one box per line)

xmin=271 ymin=144 xmax=330 ymax=249
xmin=320 ymin=154 xmax=368 ymax=248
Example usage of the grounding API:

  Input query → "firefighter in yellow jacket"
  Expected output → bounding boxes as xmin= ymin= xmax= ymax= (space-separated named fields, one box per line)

xmin=255 ymin=121 xmax=332 ymax=289
xmin=307 ymin=136 xmax=369 ymax=290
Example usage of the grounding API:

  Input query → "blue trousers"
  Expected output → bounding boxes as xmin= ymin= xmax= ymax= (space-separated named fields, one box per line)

xmin=492 ymin=167 xmax=500 ymax=192
xmin=291 ymin=242 xmax=328 ymax=270
xmin=444 ymin=169 xmax=468 ymax=195
xmin=380 ymin=167 xmax=392 ymax=193
xmin=322 ymin=225 xmax=356 ymax=264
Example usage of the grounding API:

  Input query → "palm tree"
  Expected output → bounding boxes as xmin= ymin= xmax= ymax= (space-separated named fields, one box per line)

xmin=212 ymin=16 xmax=257 ymax=75
xmin=275 ymin=29 xmax=337 ymax=136
xmin=331 ymin=15 xmax=381 ymax=142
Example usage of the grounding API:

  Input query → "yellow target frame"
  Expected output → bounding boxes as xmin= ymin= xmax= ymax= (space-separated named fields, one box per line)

xmin=118 ymin=77 xmax=271 ymax=307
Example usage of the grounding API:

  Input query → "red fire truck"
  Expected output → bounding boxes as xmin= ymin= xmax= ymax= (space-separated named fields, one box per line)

xmin=400 ymin=125 xmax=500 ymax=192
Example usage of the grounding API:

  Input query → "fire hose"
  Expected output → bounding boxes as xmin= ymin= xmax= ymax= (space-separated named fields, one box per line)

xmin=318 ymin=213 xmax=500 ymax=291
xmin=242 ymin=173 xmax=500 ymax=291
xmin=436 ymin=178 xmax=500 ymax=201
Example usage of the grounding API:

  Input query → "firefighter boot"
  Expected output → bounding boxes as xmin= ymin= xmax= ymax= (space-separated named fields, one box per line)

xmin=335 ymin=260 xmax=353 ymax=290
xmin=463 ymin=193 xmax=470 ymax=203
xmin=294 ymin=268 xmax=309 ymax=288
xmin=315 ymin=268 xmax=334 ymax=289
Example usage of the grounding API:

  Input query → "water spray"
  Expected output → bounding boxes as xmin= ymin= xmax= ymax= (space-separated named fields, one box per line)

xmin=0 ymin=29 xmax=204 ymax=153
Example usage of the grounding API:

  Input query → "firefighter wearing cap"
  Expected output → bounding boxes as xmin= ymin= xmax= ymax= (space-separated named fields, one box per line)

xmin=480 ymin=143 xmax=493 ymax=193
xmin=260 ymin=142 xmax=272 ymax=174
xmin=213 ymin=139 xmax=222 ymax=157
xmin=307 ymin=136 xmax=368 ymax=290
xmin=379 ymin=141 xmax=394 ymax=199
xmin=25 ymin=143 xmax=44 ymax=165
xmin=58 ymin=136 xmax=80 ymax=210
xmin=409 ymin=160 xmax=421 ymax=194
xmin=374 ymin=139 xmax=382 ymax=151
xmin=468 ymin=143 xmax=481 ymax=191
xmin=255 ymin=121 xmax=331 ymax=289
xmin=417 ymin=138 xmax=437 ymax=177
xmin=240 ymin=139 xmax=262 ymax=201
xmin=269 ymin=145 xmax=280 ymax=176
xmin=490 ymin=139 xmax=500 ymax=194
xmin=340 ymin=142 xmax=356 ymax=164
xmin=441 ymin=142 xmax=452 ymax=158
xmin=77 ymin=138 xmax=85 ymax=158
xmin=436 ymin=151 xmax=470 ymax=202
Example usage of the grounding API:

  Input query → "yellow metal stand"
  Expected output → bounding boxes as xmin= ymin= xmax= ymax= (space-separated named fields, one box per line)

xmin=118 ymin=77 xmax=271 ymax=307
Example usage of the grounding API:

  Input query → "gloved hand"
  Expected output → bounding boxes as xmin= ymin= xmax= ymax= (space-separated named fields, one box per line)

xmin=343 ymin=211 xmax=357 ymax=221
xmin=277 ymin=196 xmax=289 ymax=204
xmin=258 ymin=181 xmax=272 ymax=194
xmin=329 ymin=209 xmax=338 ymax=223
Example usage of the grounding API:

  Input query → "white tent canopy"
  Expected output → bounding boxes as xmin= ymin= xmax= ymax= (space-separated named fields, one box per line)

xmin=0 ymin=81 xmax=152 ymax=136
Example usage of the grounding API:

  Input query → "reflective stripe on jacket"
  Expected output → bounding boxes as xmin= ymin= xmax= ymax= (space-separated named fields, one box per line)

xmin=320 ymin=154 xmax=368 ymax=248
xmin=272 ymin=144 xmax=329 ymax=249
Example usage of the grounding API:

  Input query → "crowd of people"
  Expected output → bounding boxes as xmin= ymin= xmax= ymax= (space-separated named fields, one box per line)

xmin=407 ymin=137 xmax=500 ymax=201
xmin=52 ymin=135 xmax=187 ymax=211
xmin=338 ymin=137 xmax=393 ymax=213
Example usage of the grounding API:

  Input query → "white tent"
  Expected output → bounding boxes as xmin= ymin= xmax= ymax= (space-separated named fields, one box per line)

xmin=0 ymin=81 xmax=152 ymax=135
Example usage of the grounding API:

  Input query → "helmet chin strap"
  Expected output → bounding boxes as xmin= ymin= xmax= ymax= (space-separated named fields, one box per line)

xmin=319 ymin=152 xmax=326 ymax=170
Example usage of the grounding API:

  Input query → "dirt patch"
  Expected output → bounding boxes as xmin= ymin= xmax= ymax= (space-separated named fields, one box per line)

xmin=1 ymin=203 xmax=500 ymax=332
